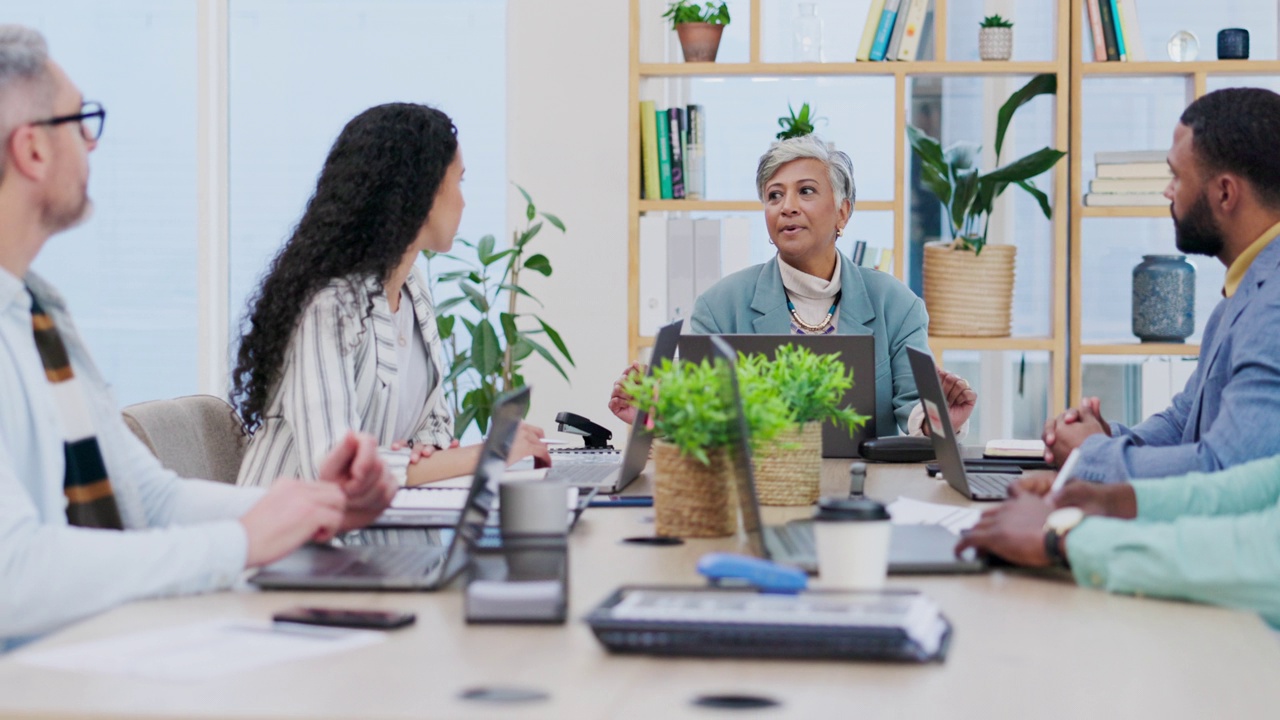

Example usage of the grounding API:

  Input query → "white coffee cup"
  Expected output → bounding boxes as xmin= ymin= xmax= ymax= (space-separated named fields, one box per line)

xmin=499 ymin=479 xmax=569 ymax=538
xmin=812 ymin=497 xmax=892 ymax=590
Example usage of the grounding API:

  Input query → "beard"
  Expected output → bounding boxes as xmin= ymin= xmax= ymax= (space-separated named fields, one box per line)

xmin=1172 ymin=191 xmax=1224 ymax=257
xmin=42 ymin=182 xmax=92 ymax=234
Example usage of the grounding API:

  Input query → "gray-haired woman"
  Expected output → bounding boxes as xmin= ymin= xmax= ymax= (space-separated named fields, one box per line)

xmin=609 ymin=134 xmax=976 ymax=436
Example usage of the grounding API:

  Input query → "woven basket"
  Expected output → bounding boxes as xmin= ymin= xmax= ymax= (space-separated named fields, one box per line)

xmin=652 ymin=440 xmax=736 ymax=538
xmin=922 ymin=242 xmax=1017 ymax=337
xmin=752 ymin=423 xmax=823 ymax=506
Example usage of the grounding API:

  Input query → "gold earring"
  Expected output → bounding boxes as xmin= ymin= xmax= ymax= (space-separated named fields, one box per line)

xmin=836 ymin=227 xmax=844 ymax=238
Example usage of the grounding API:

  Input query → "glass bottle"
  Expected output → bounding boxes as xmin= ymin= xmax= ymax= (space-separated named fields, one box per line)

xmin=794 ymin=3 xmax=824 ymax=62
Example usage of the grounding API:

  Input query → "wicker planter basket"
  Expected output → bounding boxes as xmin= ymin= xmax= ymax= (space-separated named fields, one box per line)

xmin=652 ymin=440 xmax=736 ymax=538
xmin=752 ymin=423 xmax=823 ymax=506
xmin=922 ymin=242 xmax=1017 ymax=337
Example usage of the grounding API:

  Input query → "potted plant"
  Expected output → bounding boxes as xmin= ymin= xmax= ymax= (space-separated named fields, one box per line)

xmin=906 ymin=73 xmax=1066 ymax=336
xmin=979 ymin=14 xmax=1014 ymax=61
xmin=426 ymin=184 xmax=574 ymax=435
xmin=663 ymin=0 xmax=731 ymax=63
xmin=622 ymin=356 xmax=791 ymax=537
xmin=775 ymin=102 xmax=818 ymax=140
xmin=740 ymin=346 xmax=867 ymax=506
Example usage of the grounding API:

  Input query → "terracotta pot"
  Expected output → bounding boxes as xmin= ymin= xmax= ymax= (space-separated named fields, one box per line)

xmin=676 ymin=22 xmax=725 ymax=63
xmin=652 ymin=440 xmax=736 ymax=537
xmin=752 ymin=423 xmax=823 ymax=506
xmin=922 ymin=242 xmax=1017 ymax=337
xmin=979 ymin=27 xmax=1013 ymax=61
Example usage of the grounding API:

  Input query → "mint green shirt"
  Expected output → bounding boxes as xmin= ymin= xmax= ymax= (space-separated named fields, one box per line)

xmin=1067 ymin=454 xmax=1280 ymax=628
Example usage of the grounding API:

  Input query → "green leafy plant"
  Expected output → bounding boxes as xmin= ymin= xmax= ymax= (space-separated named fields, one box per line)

xmin=906 ymin=73 xmax=1066 ymax=255
xmin=776 ymin=102 xmax=818 ymax=140
xmin=980 ymin=14 xmax=1013 ymax=29
xmin=426 ymin=184 xmax=573 ymax=436
xmin=739 ymin=345 xmax=868 ymax=435
xmin=661 ymin=0 xmax=731 ymax=28
xmin=622 ymin=356 xmax=791 ymax=465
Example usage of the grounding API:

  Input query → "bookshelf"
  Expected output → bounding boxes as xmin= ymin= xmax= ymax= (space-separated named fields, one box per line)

xmin=628 ymin=0 xmax=1073 ymax=419
xmin=1067 ymin=1 xmax=1280 ymax=405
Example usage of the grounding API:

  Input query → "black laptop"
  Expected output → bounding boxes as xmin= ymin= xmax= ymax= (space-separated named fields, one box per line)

xmin=710 ymin=337 xmax=984 ymax=575
xmin=248 ymin=387 xmax=528 ymax=591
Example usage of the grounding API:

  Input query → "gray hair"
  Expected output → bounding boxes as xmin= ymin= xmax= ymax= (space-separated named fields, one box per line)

xmin=755 ymin=134 xmax=856 ymax=209
xmin=0 ymin=25 xmax=54 ymax=180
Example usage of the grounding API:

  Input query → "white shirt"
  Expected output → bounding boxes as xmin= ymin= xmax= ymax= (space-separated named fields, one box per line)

xmin=0 ymin=269 xmax=259 ymax=651
xmin=392 ymin=286 xmax=432 ymax=441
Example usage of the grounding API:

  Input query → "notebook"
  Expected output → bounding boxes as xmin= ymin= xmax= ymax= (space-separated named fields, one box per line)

xmin=907 ymin=347 xmax=1020 ymax=501
xmin=248 ymin=387 xmax=528 ymax=591
xmin=679 ymin=333 xmax=876 ymax=458
xmin=710 ymin=337 xmax=984 ymax=574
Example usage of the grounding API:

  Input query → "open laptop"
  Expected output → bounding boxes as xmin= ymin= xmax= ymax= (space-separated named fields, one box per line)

xmin=710 ymin=337 xmax=984 ymax=575
xmin=679 ymin=334 xmax=876 ymax=458
xmin=906 ymin=347 xmax=1020 ymax=501
xmin=545 ymin=319 xmax=682 ymax=492
xmin=248 ymin=387 xmax=528 ymax=591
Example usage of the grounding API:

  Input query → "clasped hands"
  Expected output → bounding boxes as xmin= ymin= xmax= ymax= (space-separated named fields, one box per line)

xmin=1042 ymin=396 xmax=1113 ymax=466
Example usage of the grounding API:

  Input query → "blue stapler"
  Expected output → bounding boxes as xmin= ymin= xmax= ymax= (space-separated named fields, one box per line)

xmin=696 ymin=553 xmax=808 ymax=594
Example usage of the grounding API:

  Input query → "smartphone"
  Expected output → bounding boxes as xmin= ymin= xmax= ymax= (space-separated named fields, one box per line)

xmin=272 ymin=607 xmax=416 ymax=630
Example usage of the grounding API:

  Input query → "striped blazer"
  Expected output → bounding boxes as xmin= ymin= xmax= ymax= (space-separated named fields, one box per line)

xmin=236 ymin=268 xmax=454 ymax=488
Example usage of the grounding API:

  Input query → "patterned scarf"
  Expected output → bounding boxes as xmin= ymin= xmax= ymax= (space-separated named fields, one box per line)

xmin=28 ymin=289 xmax=124 ymax=529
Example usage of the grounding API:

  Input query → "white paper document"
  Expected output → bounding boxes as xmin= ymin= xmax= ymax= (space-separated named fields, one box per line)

xmin=423 ymin=468 xmax=548 ymax=490
xmin=391 ymin=483 xmax=576 ymax=512
xmin=16 ymin=619 xmax=384 ymax=682
xmin=888 ymin=497 xmax=982 ymax=535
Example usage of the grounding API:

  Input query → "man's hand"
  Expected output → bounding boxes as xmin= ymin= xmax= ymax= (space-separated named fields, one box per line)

xmin=508 ymin=421 xmax=552 ymax=469
xmin=1007 ymin=473 xmax=1055 ymax=498
xmin=1042 ymin=399 xmax=1111 ymax=466
xmin=939 ymin=369 xmax=977 ymax=430
xmin=239 ymin=480 xmax=345 ymax=567
xmin=955 ymin=494 xmax=1055 ymax=567
xmin=318 ymin=431 xmax=396 ymax=532
xmin=1053 ymin=480 xmax=1137 ymax=519
xmin=608 ymin=362 xmax=646 ymax=424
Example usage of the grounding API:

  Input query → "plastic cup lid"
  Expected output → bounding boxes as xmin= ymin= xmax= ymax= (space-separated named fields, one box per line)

xmin=813 ymin=497 xmax=890 ymax=522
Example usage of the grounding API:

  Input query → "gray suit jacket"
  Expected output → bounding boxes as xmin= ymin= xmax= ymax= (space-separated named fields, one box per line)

xmin=690 ymin=253 xmax=930 ymax=434
xmin=1076 ymin=233 xmax=1280 ymax=481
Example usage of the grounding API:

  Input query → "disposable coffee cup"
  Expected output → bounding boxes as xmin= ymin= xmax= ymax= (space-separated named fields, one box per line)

xmin=812 ymin=497 xmax=891 ymax=590
xmin=499 ymin=479 xmax=569 ymax=539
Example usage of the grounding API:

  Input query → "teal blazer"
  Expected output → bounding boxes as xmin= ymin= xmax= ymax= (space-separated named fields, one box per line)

xmin=690 ymin=253 xmax=930 ymax=434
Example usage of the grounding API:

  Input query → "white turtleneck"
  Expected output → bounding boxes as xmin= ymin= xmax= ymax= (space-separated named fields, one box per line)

xmin=777 ymin=253 xmax=841 ymax=333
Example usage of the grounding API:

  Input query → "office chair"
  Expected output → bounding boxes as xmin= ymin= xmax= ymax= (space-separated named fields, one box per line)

xmin=121 ymin=395 xmax=247 ymax=485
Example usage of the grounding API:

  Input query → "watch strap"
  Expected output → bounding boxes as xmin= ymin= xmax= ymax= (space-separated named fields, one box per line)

xmin=1044 ymin=528 xmax=1071 ymax=569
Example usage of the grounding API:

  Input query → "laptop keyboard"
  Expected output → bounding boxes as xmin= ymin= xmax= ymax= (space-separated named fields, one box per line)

xmin=769 ymin=524 xmax=815 ymax=556
xmin=547 ymin=463 xmax=620 ymax=487
xmin=967 ymin=473 xmax=1013 ymax=499
xmin=344 ymin=528 xmax=444 ymax=546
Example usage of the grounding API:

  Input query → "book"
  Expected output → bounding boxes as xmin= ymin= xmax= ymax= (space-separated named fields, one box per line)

xmin=1084 ymin=0 xmax=1107 ymax=62
xmin=894 ymin=0 xmax=931 ymax=62
xmin=638 ymin=214 xmax=668 ymax=336
xmin=655 ymin=109 xmax=673 ymax=199
xmin=1116 ymin=0 xmax=1145 ymax=61
xmin=1095 ymin=161 xmax=1171 ymax=179
xmin=668 ymin=107 xmax=686 ymax=199
xmin=885 ymin=0 xmax=912 ymax=61
xmin=855 ymin=0 xmax=887 ymax=61
xmin=868 ymin=0 xmax=902 ymax=62
xmin=851 ymin=239 xmax=868 ymax=267
xmin=1095 ymin=149 xmax=1167 ymax=165
xmin=1084 ymin=192 xmax=1169 ymax=207
xmin=684 ymin=104 xmax=707 ymax=201
xmin=1096 ymin=0 xmax=1119 ymax=61
xmin=984 ymin=439 xmax=1045 ymax=459
xmin=1108 ymin=0 xmax=1127 ymax=61
xmin=720 ymin=217 xmax=752 ymax=278
xmin=666 ymin=219 xmax=696 ymax=322
xmin=639 ymin=100 xmax=659 ymax=201
xmin=1089 ymin=177 xmax=1171 ymax=194
xmin=693 ymin=219 xmax=722 ymax=298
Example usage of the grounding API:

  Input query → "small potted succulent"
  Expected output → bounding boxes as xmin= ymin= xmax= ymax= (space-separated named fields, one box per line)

xmin=663 ymin=0 xmax=732 ymax=63
xmin=775 ymin=102 xmax=818 ymax=140
xmin=979 ymin=14 xmax=1014 ymax=61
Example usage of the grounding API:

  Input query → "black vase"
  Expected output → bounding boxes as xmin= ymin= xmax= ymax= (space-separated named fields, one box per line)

xmin=1217 ymin=28 xmax=1250 ymax=60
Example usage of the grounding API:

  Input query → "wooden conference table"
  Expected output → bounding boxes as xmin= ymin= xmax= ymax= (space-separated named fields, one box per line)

xmin=2 ymin=462 xmax=1279 ymax=720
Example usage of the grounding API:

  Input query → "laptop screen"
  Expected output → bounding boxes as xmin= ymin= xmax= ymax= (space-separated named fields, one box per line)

xmin=618 ymin=319 xmax=682 ymax=477
xmin=905 ymin=347 xmax=971 ymax=494
xmin=449 ymin=386 xmax=529 ymax=562
xmin=709 ymin=337 xmax=770 ymax=559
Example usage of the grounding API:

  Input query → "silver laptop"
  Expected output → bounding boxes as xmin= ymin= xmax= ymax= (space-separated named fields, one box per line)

xmin=248 ymin=387 xmax=528 ymax=591
xmin=545 ymin=319 xmax=682 ymax=491
xmin=710 ymin=337 xmax=984 ymax=575
xmin=907 ymin=347 xmax=1019 ymax=501
xmin=679 ymin=334 xmax=876 ymax=458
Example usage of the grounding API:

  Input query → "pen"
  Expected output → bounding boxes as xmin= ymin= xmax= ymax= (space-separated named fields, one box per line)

xmin=1048 ymin=449 xmax=1082 ymax=496
xmin=588 ymin=495 xmax=654 ymax=508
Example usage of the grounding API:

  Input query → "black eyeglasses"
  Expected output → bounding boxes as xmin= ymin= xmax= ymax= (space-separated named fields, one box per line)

xmin=32 ymin=101 xmax=106 ymax=142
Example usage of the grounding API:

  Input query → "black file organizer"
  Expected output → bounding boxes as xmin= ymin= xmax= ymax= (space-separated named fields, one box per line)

xmin=464 ymin=537 xmax=568 ymax=624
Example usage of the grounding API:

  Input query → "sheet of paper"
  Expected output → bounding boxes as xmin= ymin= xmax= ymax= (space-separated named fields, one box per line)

xmin=425 ymin=468 xmax=548 ymax=489
xmin=16 ymin=620 xmax=383 ymax=682
xmin=391 ymin=485 xmax=577 ymax=512
xmin=888 ymin=497 xmax=982 ymax=535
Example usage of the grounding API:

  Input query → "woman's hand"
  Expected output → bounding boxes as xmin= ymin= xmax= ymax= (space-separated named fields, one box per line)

xmin=508 ymin=421 xmax=552 ymax=468
xmin=390 ymin=438 xmax=460 ymax=465
xmin=608 ymin=362 xmax=646 ymax=424
xmin=920 ymin=369 xmax=977 ymax=435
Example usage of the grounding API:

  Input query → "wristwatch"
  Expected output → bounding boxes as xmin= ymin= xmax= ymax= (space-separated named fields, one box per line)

xmin=1042 ymin=506 xmax=1085 ymax=569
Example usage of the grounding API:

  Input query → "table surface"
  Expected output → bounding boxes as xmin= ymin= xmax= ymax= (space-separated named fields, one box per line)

xmin=3 ymin=461 xmax=1279 ymax=720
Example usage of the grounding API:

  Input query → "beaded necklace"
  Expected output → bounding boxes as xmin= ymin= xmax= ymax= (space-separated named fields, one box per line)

xmin=785 ymin=289 xmax=842 ymax=334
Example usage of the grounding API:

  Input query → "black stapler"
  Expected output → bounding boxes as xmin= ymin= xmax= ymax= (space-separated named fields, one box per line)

xmin=554 ymin=412 xmax=614 ymax=449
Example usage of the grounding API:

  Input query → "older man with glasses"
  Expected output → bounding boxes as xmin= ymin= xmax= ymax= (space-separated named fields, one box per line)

xmin=0 ymin=24 xmax=397 ymax=651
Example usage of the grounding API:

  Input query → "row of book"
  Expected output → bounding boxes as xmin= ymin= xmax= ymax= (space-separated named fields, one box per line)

xmin=855 ymin=0 xmax=934 ymax=63
xmin=851 ymin=239 xmax=895 ymax=274
xmin=1085 ymin=0 xmax=1146 ymax=62
xmin=1083 ymin=150 xmax=1169 ymax=207
xmin=639 ymin=101 xmax=706 ymax=201
xmin=638 ymin=217 xmax=750 ymax=335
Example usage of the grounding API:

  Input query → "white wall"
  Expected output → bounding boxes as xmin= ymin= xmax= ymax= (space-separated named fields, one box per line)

xmin=506 ymin=1 xmax=633 ymax=443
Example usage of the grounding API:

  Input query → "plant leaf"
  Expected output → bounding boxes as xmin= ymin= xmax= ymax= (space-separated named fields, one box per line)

xmin=1014 ymin=179 xmax=1054 ymax=219
xmin=995 ymin=74 xmax=1056 ymax=160
xmin=476 ymin=234 xmax=496 ymax=264
xmin=436 ymin=314 xmax=455 ymax=340
xmin=483 ymin=248 xmax=516 ymax=268
xmin=471 ymin=318 xmax=502 ymax=376
xmin=943 ymin=142 xmax=982 ymax=172
xmin=540 ymin=212 xmax=565 ymax=232
xmin=523 ymin=337 xmax=570 ymax=381
xmin=499 ymin=312 xmax=520 ymax=347
xmin=434 ymin=295 xmax=469 ymax=314
xmin=524 ymin=253 xmax=552 ymax=276
xmin=536 ymin=316 xmax=575 ymax=365
xmin=459 ymin=281 xmax=488 ymax=314
xmin=498 ymin=283 xmax=544 ymax=307
xmin=982 ymin=146 xmax=1067 ymax=184
xmin=949 ymin=167 xmax=981 ymax=236
xmin=515 ymin=183 xmax=533 ymax=209
xmin=518 ymin=221 xmax=543 ymax=248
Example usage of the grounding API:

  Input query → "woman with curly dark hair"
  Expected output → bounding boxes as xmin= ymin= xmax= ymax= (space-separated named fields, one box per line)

xmin=232 ymin=103 xmax=549 ymax=488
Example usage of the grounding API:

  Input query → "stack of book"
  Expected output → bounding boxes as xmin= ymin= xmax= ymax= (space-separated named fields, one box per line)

xmin=1084 ymin=150 xmax=1170 ymax=207
xmin=637 ymin=216 xmax=753 ymax=334
xmin=1085 ymin=0 xmax=1146 ymax=62
xmin=855 ymin=0 xmax=934 ymax=63
xmin=851 ymin=239 xmax=894 ymax=274
xmin=639 ymin=101 xmax=706 ymax=201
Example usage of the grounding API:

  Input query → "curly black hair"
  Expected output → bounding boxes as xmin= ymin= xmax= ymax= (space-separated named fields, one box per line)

xmin=231 ymin=102 xmax=458 ymax=431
